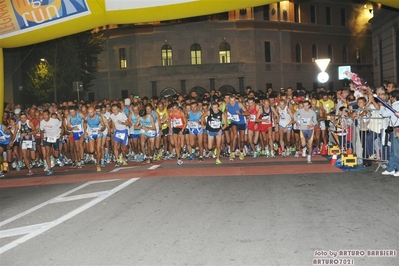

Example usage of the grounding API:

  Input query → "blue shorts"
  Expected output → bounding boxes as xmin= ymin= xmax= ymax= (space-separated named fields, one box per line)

xmin=300 ymin=129 xmax=314 ymax=140
xmin=130 ymin=134 xmax=140 ymax=139
xmin=279 ymin=125 xmax=292 ymax=131
xmin=72 ymin=131 xmax=84 ymax=141
xmin=189 ymin=128 xmax=203 ymax=136
xmin=87 ymin=134 xmax=98 ymax=141
xmin=207 ymin=130 xmax=223 ymax=137
xmin=113 ymin=129 xmax=129 ymax=146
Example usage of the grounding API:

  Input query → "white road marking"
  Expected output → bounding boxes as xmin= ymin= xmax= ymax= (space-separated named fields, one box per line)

xmin=110 ymin=166 xmax=138 ymax=173
xmin=0 ymin=178 xmax=139 ymax=255
xmin=0 ymin=223 xmax=51 ymax=239
xmin=49 ymin=191 xmax=110 ymax=204
xmin=148 ymin=165 xmax=160 ymax=170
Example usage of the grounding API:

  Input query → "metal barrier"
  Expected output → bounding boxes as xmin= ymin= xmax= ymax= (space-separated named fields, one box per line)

xmin=327 ymin=109 xmax=390 ymax=171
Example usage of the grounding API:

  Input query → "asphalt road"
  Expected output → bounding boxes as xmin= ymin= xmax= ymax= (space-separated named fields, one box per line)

xmin=0 ymin=161 xmax=398 ymax=266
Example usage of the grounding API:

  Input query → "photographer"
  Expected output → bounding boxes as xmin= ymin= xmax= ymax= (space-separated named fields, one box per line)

xmin=380 ymin=90 xmax=399 ymax=176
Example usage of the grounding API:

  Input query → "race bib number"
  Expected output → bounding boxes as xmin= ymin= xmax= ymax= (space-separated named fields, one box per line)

xmin=90 ymin=128 xmax=99 ymax=135
xmin=173 ymin=118 xmax=183 ymax=127
xmin=188 ymin=121 xmax=198 ymax=128
xmin=22 ymin=140 xmax=33 ymax=149
xmin=249 ymin=114 xmax=256 ymax=122
xmin=115 ymin=132 xmax=126 ymax=139
xmin=72 ymin=124 xmax=83 ymax=132
xmin=261 ymin=116 xmax=270 ymax=124
xmin=227 ymin=113 xmax=233 ymax=120
xmin=231 ymin=114 xmax=240 ymax=122
xmin=210 ymin=120 xmax=221 ymax=129
xmin=279 ymin=112 xmax=286 ymax=119
xmin=47 ymin=136 xmax=57 ymax=143
xmin=301 ymin=118 xmax=310 ymax=124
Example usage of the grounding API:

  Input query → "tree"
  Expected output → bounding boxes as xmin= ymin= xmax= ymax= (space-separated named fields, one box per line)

xmin=21 ymin=31 xmax=104 ymax=105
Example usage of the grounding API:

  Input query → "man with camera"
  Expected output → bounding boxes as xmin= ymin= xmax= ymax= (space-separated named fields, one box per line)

xmin=380 ymin=90 xmax=399 ymax=176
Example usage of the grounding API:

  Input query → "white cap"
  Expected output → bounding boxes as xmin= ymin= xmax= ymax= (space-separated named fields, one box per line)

xmin=124 ymin=98 xmax=131 ymax=106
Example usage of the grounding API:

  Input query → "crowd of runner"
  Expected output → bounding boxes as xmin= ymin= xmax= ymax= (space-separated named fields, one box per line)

xmin=0 ymin=81 xmax=398 ymax=178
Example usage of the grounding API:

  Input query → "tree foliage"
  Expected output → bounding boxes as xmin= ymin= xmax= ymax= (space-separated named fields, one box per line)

xmin=21 ymin=31 xmax=104 ymax=104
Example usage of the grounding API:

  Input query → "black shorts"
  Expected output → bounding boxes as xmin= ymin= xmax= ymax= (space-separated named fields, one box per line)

xmin=0 ymin=143 xmax=8 ymax=151
xmin=293 ymin=129 xmax=300 ymax=134
xmin=173 ymin=128 xmax=183 ymax=134
xmin=223 ymin=123 xmax=231 ymax=131
xmin=183 ymin=128 xmax=189 ymax=135
xmin=35 ymin=138 xmax=41 ymax=146
xmin=162 ymin=127 xmax=169 ymax=136
xmin=43 ymin=139 xmax=60 ymax=151
xmin=231 ymin=123 xmax=246 ymax=131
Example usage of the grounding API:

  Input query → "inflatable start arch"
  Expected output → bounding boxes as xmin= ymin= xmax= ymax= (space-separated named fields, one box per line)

xmin=0 ymin=0 xmax=398 ymax=116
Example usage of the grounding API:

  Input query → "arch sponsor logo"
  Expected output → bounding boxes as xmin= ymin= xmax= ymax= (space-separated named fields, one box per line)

xmin=0 ymin=0 xmax=90 ymax=38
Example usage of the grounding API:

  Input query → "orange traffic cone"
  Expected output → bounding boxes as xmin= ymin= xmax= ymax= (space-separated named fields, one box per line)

xmin=330 ymin=152 xmax=337 ymax=166
xmin=321 ymin=143 xmax=328 ymax=155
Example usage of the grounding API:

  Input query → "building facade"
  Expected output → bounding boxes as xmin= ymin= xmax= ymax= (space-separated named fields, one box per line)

xmin=370 ymin=4 xmax=399 ymax=86
xmin=90 ymin=0 xmax=374 ymax=100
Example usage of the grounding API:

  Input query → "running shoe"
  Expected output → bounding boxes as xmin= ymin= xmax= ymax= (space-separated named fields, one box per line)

xmin=307 ymin=155 xmax=312 ymax=164
xmin=46 ymin=168 xmax=53 ymax=176
xmin=230 ymin=153 xmax=235 ymax=161
xmin=216 ymin=158 xmax=222 ymax=165
xmin=97 ymin=165 xmax=101 ymax=172
xmin=199 ymin=157 xmax=203 ymax=162
xmin=115 ymin=161 xmax=121 ymax=168
xmin=239 ymin=152 xmax=245 ymax=160
xmin=295 ymin=151 xmax=299 ymax=158
xmin=189 ymin=153 xmax=194 ymax=161
xmin=177 ymin=158 xmax=183 ymax=165
xmin=302 ymin=148 xmax=307 ymax=158
xmin=27 ymin=170 xmax=33 ymax=176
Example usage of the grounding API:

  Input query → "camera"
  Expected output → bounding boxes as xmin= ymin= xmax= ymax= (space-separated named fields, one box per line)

xmin=385 ymin=126 xmax=394 ymax=133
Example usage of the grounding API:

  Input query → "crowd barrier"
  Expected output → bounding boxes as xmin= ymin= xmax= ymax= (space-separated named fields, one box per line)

xmin=327 ymin=109 xmax=390 ymax=171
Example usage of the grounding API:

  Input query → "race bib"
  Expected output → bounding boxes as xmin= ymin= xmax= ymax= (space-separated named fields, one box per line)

xmin=90 ymin=128 xmax=99 ymax=135
xmin=22 ymin=140 xmax=33 ymax=149
xmin=301 ymin=118 xmax=310 ymax=124
xmin=227 ymin=113 xmax=233 ymax=120
xmin=232 ymin=114 xmax=240 ymax=122
xmin=261 ymin=116 xmax=270 ymax=124
xmin=47 ymin=136 xmax=57 ymax=143
xmin=210 ymin=120 xmax=221 ymax=129
xmin=72 ymin=124 xmax=83 ymax=132
xmin=0 ymin=136 xmax=5 ymax=141
xmin=173 ymin=118 xmax=183 ymax=127
xmin=249 ymin=114 xmax=256 ymax=122
xmin=279 ymin=112 xmax=286 ymax=119
xmin=188 ymin=121 xmax=198 ymax=128
xmin=115 ymin=132 xmax=126 ymax=139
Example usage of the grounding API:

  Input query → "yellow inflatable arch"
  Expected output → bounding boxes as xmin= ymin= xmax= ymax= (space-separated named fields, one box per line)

xmin=0 ymin=0 xmax=398 ymax=118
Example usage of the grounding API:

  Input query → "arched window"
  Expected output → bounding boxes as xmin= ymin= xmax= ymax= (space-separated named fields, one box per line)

xmin=295 ymin=43 xmax=302 ymax=62
xmin=161 ymin=44 xmax=173 ymax=66
xmin=312 ymin=44 xmax=317 ymax=62
xmin=190 ymin=43 xmax=202 ymax=65
xmin=219 ymin=42 xmax=231 ymax=64
xmin=342 ymin=45 xmax=347 ymax=63
xmin=327 ymin=45 xmax=333 ymax=60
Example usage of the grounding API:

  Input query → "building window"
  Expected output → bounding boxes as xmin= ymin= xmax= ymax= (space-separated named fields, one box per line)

xmin=219 ymin=42 xmax=231 ymax=64
xmin=295 ymin=43 xmax=302 ymax=63
xmin=326 ymin=7 xmax=331 ymax=25
xmin=119 ymin=48 xmax=127 ymax=69
xmin=264 ymin=42 xmax=271 ymax=62
xmin=328 ymin=45 xmax=333 ymax=60
xmin=294 ymin=4 xmax=300 ymax=23
xmin=263 ymin=5 xmax=270 ymax=21
xmin=340 ymin=8 xmax=346 ymax=26
xmin=190 ymin=43 xmax=202 ymax=65
xmin=266 ymin=83 xmax=273 ymax=90
xmin=356 ymin=48 xmax=361 ymax=63
xmin=342 ymin=45 xmax=347 ymax=63
xmin=312 ymin=44 xmax=317 ymax=62
xmin=161 ymin=44 xmax=173 ymax=66
xmin=310 ymin=5 xmax=316 ymax=24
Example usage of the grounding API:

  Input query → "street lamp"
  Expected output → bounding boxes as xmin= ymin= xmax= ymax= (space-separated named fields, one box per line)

xmin=315 ymin=58 xmax=330 ymax=84
xmin=40 ymin=58 xmax=57 ymax=103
